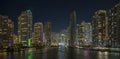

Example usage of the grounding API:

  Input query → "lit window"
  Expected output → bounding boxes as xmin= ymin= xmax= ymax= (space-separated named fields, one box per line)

xmin=112 ymin=13 xmax=114 ymax=16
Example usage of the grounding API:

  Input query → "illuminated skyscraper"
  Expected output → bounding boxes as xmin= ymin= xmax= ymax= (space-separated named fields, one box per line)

xmin=34 ymin=22 xmax=43 ymax=46
xmin=92 ymin=10 xmax=108 ymax=47
xmin=108 ymin=3 xmax=120 ymax=47
xmin=79 ymin=21 xmax=86 ymax=45
xmin=44 ymin=22 xmax=52 ymax=47
xmin=69 ymin=10 xmax=76 ymax=47
xmin=0 ymin=15 xmax=14 ymax=48
xmin=8 ymin=19 xmax=14 ymax=45
xmin=18 ymin=10 xmax=33 ymax=47
xmin=59 ymin=29 xmax=69 ymax=46
xmin=44 ymin=21 xmax=51 ymax=47
xmin=77 ymin=21 xmax=92 ymax=46
xmin=51 ymin=32 xmax=59 ymax=46
xmin=82 ymin=21 xmax=92 ymax=44
xmin=76 ymin=24 xmax=80 ymax=46
xmin=92 ymin=3 xmax=120 ymax=47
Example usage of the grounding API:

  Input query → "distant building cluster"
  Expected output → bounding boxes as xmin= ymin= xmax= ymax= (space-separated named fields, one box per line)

xmin=0 ymin=10 xmax=52 ymax=48
xmin=0 ymin=3 xmax=120 ymax=48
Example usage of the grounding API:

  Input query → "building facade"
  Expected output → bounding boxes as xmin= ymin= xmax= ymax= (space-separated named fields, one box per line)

xmin=77 ymin=21 xmax=92 ymax=46
xmin=18 ymin=10 xmax=33 ymax=47
xmin=69 ymin=10 xmax=77 ymax=47
xmin=108 ymin=3 xmax=120 ymax=47
xmin=44 ymin=21 xmax=51 ymax=47
xmin=0 ymin=15 xmax=14 ymax=48
xmin=92 ymin=3 xmax=120 ymax=47
xmin=92 ymin=10 xmax=108 ymax=47
xmin=34 ymin=22 xmax=43 ymax=46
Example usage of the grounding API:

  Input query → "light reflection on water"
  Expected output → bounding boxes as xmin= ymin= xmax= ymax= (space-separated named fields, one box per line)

xmin=42 ymin=48 xmax=47 ymax=59
xmin=0 ymin=52 xmax=7 ymax=59
xmin=110 ymin=52 xmax=120 ymax=56
xmin=0 ymin=48 xmax=120 ymax=59
xmin=27 ymin=48 xmax=33 ymax=59
xmin=58 ymin=47 xmax=65 ymax=59
xmin=98 ymin=51 xmax=109 ymax=59
xmin=8 ymin=52 xmax=14 ymax=59
xmin=83 ymin=50 xmax=90 ymax=59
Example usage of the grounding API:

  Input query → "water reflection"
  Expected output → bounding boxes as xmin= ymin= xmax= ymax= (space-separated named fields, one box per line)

xmin=109 ymin=52 xmax=120 ymax=59
xmin=58 ymin=46 xmax=65 ymax=59
xmin=110 ymin=52 xmax=120 ymax=56
xmin=98 ymin=51 xmax=109 ymax=59
xmin=42 ymin=48 xmax=47 ymax=59
xmin=27 ymin=49 xmax=33 ymax=59
xmin=8 ymin=52 xmax=14 ymax=59
xmin=83 ymin=50 xmax=90 ymax=59
xmin=0 ymin=52 xmax=7 ymax=59
xmin=66 ymin=48 xmax=76 ymax=59
xmin=0 ymin=47 xmax=120 ymax=59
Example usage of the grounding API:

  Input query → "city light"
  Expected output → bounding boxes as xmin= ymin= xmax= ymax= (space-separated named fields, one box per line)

xmin=28 ymin=38 xmax=31 ymax=47
xmin=0 ymin=1 xmax=120 ymax=59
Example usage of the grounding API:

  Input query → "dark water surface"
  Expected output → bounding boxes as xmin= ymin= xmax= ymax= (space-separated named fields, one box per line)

xmin=0 ymin=47 xmax=120 ymax=59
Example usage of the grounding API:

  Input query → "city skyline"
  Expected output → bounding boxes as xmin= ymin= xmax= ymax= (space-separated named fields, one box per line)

xmin=0 ymin=0 xmax=119 ymax=34
xmin=0 ymin=1 xmax=120 ymax=59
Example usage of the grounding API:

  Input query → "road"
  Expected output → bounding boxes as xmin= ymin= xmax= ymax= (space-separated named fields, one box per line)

xmin=0 ymin=46 xmax=120 ymax=59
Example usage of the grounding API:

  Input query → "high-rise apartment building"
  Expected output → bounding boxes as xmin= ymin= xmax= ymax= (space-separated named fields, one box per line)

xmin=0 ymin=15 xmax=14 ymax=48
xmin=18 ymin=10 xmax=33 ymax=47
xmin=108 ymin=3 xmax=120 ymax=47
xmin=92 ymin=10 xmax=107 ymax=47
xmin=44 ymin=21 xmax=51 ymax=47
xmin=69 ymin=10 xmax=76 ymax=47
xmin=92 ymin=3 xmax=120 ymax=47
xmin=77 ymin=21 xmax=92 ymax=46
xmin=34 ymin=22 xmax=43 ymax=46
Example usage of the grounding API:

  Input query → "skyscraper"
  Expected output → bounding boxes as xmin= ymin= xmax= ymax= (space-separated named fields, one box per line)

xmin=108 ymin=3 xmax=120 ymax=47
xmin=92 ymin=10 xmax=107 ymax=47
xmin=8 ymin=19 xmax=14 ymax=45
xmin=79 ymin=21 xmax=86 ymax=45
xmin=18 ymin=10 xmax=33 ymax=47
xmin=78 ymin=21 xmax=92 ymax=46
xmin=44 ymin=21 xmax=51 ymax=47
xmin=0 ymin=15 xmax=14 ymax=48
xmin=69 ymin=10 xmax=76 ymax=47
xmin=76 ymin=24 xmax=80 ymax=46
xmin=34 ymin=22 xmax=43 ymax=46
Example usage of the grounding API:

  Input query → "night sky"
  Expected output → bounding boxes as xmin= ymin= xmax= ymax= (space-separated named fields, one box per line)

xmin=0 ymin=0 xmax=119 ymax=34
